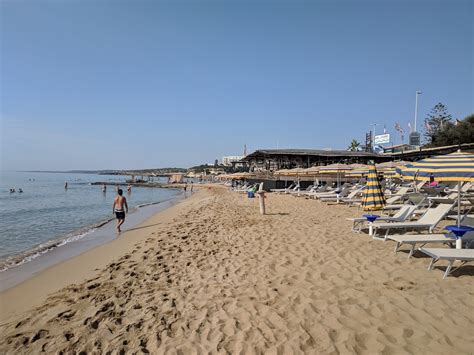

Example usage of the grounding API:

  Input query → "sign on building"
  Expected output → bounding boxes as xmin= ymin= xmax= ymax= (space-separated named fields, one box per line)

xmin=374 ymin=133 xmax=390 ymax=144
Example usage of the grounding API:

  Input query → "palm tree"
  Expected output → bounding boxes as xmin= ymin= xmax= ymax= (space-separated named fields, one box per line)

xmin=348 ymin=139 xmax=361 ymax=152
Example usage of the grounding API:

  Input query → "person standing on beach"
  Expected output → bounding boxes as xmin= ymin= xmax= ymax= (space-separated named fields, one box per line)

xmin=112 ymin=189 xmax=128 ymax=233
xmin=64 ymin=181 xmax=68 ymax=189
xmin=183 ymin=183 xmax=187 ymax=193
xmin=190 ymin=181 xmax=194 ymax=193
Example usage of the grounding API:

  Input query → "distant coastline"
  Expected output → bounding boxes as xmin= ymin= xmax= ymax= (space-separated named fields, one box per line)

xmin=21 ymin=168 xmax=188 ymax=175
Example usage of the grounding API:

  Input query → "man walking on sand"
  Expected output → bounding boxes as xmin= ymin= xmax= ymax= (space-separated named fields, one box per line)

xmin=112 ymin=189 xmax=128 ymax=233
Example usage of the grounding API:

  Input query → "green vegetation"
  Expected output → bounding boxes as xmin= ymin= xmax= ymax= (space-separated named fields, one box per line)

xmin=423 ymin=103 xmax=453 ymax=145
xmin=424 ymin=113 xmax=474 ymax=147
xmin=347 ymin=139 xmax=361 ymax=151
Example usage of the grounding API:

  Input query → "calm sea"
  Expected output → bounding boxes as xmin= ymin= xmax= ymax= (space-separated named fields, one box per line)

xmin=0 ymin=171 xmax=181 ymax=271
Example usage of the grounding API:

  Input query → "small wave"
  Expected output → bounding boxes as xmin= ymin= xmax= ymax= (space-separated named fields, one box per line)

xmin=0 ymin=223 xmax=104 ymax=272
xmin=0 ymin=198 xmax=179 ymax=273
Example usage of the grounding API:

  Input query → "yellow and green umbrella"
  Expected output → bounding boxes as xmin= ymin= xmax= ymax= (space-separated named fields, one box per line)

xmin=361 ymin=165 xmax=386 ymax=212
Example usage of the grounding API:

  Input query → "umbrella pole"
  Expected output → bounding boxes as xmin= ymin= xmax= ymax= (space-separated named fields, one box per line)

xmin=457 ymin=182 xmax=461 ymax=228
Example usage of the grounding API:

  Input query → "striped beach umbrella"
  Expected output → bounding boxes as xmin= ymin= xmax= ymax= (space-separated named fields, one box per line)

xmin=396 ymin=151 xmax=474 ymax=228
xmin=396 ymin=151 xmax=474 ymax=182
xmin=361 ymin=165 xmax=386 ymax=212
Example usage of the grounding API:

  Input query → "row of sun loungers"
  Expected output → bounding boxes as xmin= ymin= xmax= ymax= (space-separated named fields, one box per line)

xmin=276 ymin=180 xmax=474 ymax=279
xmin=231 ymin=177 xmax=473 ymax=278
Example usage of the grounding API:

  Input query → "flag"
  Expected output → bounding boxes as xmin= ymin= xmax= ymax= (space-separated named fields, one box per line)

xmin=395 ymin=123 xmax=404 ymax=133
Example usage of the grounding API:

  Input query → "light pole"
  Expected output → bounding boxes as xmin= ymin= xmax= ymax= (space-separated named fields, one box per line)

xmin=414 ymin=91 xmax=422 ymax=132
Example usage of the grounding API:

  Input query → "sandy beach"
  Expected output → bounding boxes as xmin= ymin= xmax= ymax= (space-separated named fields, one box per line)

xmin=0 ymin=186 xmax=472 ymax=354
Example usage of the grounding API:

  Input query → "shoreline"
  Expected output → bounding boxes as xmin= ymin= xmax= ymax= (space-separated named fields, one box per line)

xmin=0 ymin=189 xmax=204 ymax=323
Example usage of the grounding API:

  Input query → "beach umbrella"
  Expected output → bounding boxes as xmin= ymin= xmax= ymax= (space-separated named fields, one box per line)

xmin=361 ymin=165 xmax=386 ymax=212
xmin=231 ymin=172 xmax=255 ymax=180
xmin=273 ymin=169 xmax=292 ymax=176
xmin=361 ymin=164 xmax=386 ymax=237
xmin=396 ymin=151 xmax=474 ymax=228
xmin=376 ymin=161 xmax=410 ymax=169
xmin=302 ymin=166 xmax=320 ymax=175
xmin=302 ymin=166 xmax=321 ymax=185
xmin=319 ymin=163 xmax=353 ymax=186
xmin=286 ymin=168 xmax=305 ymax=176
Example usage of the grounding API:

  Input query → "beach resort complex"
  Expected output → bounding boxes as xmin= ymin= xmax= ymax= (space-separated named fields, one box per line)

xmin=1 ymin=0 xmax=473 ymax=354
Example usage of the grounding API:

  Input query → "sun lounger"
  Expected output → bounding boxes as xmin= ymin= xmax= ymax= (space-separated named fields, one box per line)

xmin=420 ymin=247 xmax=474 ymax=279
xmin=347 ymin=205 xmax=418 ymax=233
xmin=288 ymin=185 xmax=314 ymax=196
xmin=271 ymin=183 xmax=296 ymax=193
xmin=413 ymin=181 xmax=426 ymax=192
xmin=320 ymin=187 xmax=361 ymax=202
xmin=372 ymin=203 xmax=453 ymax=240
xmin=387 ymin=232 xmax=474 ymax=258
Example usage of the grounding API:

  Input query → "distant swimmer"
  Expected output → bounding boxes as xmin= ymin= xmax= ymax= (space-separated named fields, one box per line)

xmin=18 ymin=188 xmax=23 ymax=193
xmin=102 ymin=184 xmax=107 ymax=192
xmin=112 ymin=189 xmax=128 ymax=233
xmin=127 ymin=184 xmax=132 ymax=193
xmin=9 ymin=188 xmax=15 ymax=193
xmin=64 ymin=182 xmax=68 ymax=189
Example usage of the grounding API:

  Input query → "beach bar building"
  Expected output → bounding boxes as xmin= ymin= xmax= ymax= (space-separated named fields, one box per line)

xmin=243 ymin=149 xmax=391 ymax=172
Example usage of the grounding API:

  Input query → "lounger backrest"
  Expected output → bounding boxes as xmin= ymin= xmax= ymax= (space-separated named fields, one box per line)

xmin=386 ymin=195 xmax=401 ymax=204
xmin=447 ymin=192 xmax=458 ymax=199
xmin=415 ymin=181 xmax=425 ymax=190
xmin=407 ymin=193 xmax=426 ymax=206
xmin=392 ymin=205 xmax=411 ymax=219
xmin=461 ymin=182 xmax=472 ymax=193
xmin=417 ymin=203 xmax=453 ymax=226
xmin=396 ymin=186 xmax=409 ymax=195
xmin=346 ymin=188 xmax=362 ymax=199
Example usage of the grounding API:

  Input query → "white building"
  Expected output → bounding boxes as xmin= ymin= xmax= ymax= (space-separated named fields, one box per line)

xmin=222 ymin=155 xmax=244 ymax=166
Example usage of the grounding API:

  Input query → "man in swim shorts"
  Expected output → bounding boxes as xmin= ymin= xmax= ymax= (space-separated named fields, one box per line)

xmin=112 ymin=189 xmax=128 ymax=232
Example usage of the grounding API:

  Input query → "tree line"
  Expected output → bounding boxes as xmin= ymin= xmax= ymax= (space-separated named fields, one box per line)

xmin=348 ymin=103 xmax=473 ymax=150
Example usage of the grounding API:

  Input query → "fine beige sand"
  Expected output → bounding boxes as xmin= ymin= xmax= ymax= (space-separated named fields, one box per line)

xmin=1 ymin=187 xmax=473 ymax=354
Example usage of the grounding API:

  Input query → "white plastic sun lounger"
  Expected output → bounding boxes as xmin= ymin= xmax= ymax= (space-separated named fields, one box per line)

xmin=420 ymin=248 xmax=474 ymax=279
xmin=372 ymin=203 xmax=453 ymax=240
xmin=288 ymin=185 xmax=314 ymax=196
xmin=387 ymin=233 xmax=474 ymax=258
xmin=347 ymin=205 xmax=417 ymax=233
xmin=320 ymin=187 xmax=363 ymax=202
xmin=297 ymin=186 xmax=319 ymax=196
xmin=271 ymin=183 xmax=295 ymax=193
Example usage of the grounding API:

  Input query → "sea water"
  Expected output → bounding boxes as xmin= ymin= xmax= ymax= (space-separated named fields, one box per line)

xmin=0 ymin=171 xmax=181 ymax=272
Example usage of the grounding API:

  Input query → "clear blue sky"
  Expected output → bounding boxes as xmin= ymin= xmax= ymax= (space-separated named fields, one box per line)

xmin=1 ymin=0 xmax=472 ymax=170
